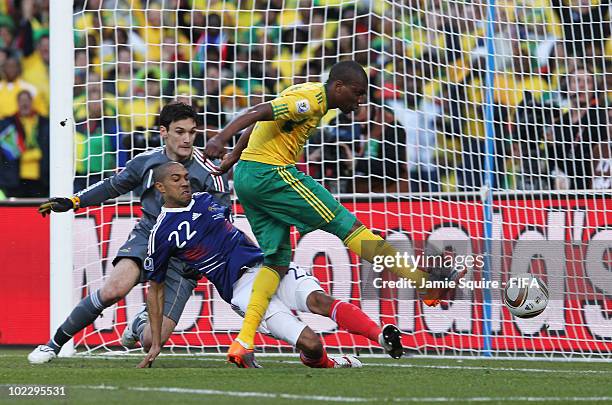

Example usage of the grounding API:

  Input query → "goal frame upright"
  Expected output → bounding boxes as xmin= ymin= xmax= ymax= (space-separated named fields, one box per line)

xmin=49 ymin=0 xmax=75 ymax=356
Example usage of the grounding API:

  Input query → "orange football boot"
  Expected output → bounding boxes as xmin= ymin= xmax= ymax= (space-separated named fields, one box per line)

xmin=227 ymin=340 xmax=261 ymax=368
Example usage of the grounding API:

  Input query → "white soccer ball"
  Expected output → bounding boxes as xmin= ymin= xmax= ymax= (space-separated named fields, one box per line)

xmin=503 ymin=273 xmax=549 ymax=319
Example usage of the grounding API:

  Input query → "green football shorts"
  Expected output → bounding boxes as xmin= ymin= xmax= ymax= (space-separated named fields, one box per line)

xmin=234 ymin=160 xmax=356 ymax=266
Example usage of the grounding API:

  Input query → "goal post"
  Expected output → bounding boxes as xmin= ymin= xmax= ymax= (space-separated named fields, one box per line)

xmin=480 ymin=0 xmax=498 ymax=358
xmin=59 ymin=0 xmax=612 ymax=359
xmin=49 ymin=0 xmax=75 ymax=357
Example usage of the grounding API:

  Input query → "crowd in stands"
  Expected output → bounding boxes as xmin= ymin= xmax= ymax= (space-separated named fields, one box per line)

xmin=0 ymin=0 xmax=610 ymax=198
xmin=0 ymin=0 xmax=49 ymax=198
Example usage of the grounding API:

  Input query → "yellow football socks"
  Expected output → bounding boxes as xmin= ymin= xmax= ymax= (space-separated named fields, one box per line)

xmin=236 ymin=266 xmax=281 ymax=349
xmin=344 ymin=225 xmax=428 ymax=286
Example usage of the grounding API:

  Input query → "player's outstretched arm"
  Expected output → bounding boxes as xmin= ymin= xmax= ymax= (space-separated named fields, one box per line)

xmin=38 ymin=196 xmax=81 ymax=217
xmin=204 ymin=103 xmax=273 ymax=159
xmin=137 ymin=280 xmax=164 ymax=368
xmin=40 ymin=154 xmax=145 ymax=218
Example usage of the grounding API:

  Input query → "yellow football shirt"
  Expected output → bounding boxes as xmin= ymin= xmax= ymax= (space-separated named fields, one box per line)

xmin=240 ymin=82 xmax=328 ymax=166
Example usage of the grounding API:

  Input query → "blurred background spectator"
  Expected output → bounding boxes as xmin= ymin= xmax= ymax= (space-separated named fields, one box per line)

xmin=0 ymin=55 xmax=45 ymax=118
xmin=354 ymin=105 xmax=409 ymax=193
xmin=591 ymin=107 xmax=612 ymax=189
xmin=0 ymin=89 xmax=49 ymax=198
xmin=0 ymin=0 xmax=50 ymax=198
xmin=74 ymin=78 xmax=121 ymax=191
xmin=547 ymin=64 xmax=608 ymax=189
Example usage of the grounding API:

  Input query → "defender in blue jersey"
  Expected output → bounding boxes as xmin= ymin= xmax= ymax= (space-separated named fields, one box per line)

xmin=137 ymin=162 xmax=403 ymax=369
xmin=145 ymin=191 xmax=263 ymax=304
xmin=28 ymin=102 xmax=229 ymax=365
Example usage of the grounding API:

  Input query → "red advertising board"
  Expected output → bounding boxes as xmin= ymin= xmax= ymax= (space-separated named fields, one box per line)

xmin=1 ymin=197 xmax=611 ymax=355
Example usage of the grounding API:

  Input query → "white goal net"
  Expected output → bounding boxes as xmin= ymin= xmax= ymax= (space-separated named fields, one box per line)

xmin=67 ymin=0 xmax=612 ymax=358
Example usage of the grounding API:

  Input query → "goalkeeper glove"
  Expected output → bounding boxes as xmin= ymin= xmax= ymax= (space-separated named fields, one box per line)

xmin=38 ymin=196 xmax=80 ymax=217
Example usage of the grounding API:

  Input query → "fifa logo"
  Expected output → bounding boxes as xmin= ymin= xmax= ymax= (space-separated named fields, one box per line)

xmin=506 ymin=277 xmax=539 ymax=289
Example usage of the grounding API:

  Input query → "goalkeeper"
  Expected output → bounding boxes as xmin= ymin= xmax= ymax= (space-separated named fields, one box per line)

xmin=28 ymin=102 xmax=229 ymax=364
xmin=204 ymin=60 xmax=464 ymax=367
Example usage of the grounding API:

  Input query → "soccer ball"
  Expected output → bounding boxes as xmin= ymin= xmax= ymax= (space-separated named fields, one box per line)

xmin=503 ymin=273 xmax=549 ymax=319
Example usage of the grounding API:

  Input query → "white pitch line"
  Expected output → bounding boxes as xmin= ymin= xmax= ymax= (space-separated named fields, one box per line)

xmin=67 ymin=385 xmax=612 ymax=403
xmin=356 ymin=361 xmax=612 ymax=375
xmin=78 ymin=384 xmax=369 ymax=402
xmin=131 ymin=356 xmax=612 ymax=376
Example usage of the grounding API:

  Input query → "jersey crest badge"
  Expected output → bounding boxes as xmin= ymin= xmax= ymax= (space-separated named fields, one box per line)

xmin=143 ymin=257 xmax=154 ymax=272
xmin=296 ymin=99 xmax=310 ymax=113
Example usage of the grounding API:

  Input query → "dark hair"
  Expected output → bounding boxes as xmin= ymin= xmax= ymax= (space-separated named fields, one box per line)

xmin=17 ymin=89 xmax=33 ymax=100
xmin=153 ymin=161 xmax=185 ymax=183
xmin=5 ymin=54 xmax=21 ymax=67
xmin=159 ymin=101 xmax=198 ymax=129
xmin=327 ymin=60 xmax=368 ymax=86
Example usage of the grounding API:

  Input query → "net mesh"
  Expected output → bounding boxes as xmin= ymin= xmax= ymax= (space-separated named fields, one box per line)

xmin=70 ymin=0 xmax=612 ymax=358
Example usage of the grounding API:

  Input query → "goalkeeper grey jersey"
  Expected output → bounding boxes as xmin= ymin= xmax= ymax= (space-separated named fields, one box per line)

xmin=75 ymin=147 xmax=230 ymax=229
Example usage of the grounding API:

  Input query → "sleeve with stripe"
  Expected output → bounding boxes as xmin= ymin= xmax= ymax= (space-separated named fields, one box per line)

xmin=270 ymin=93 xmax=319 ymax=122
xmin=144 ymin=214 xmax=172 ymax=283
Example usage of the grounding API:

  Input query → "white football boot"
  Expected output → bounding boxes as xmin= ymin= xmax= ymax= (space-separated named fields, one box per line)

xmin=378 ymin=324 xmax=404 ymax=359
xmin=330 ymin=354 xmax=363 ymax=368
xmin=121 ymin=307 xmax=148 ymax=349
xmin=27 ymin=345 xmax=57 ymax=364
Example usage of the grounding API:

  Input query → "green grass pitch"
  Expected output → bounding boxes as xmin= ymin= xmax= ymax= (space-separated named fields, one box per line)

xmin=1 ymin=348 xmax=611 ymax=404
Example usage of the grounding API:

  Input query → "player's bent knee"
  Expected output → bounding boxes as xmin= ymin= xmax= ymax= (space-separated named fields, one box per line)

xmin=270 ymin=265 xmax=289 ymax=277
xmin=99 ymin=282 xmax=127 ymax=305
xmin=99 ymin=280 xmax=131 ymax=304
xmin=306 ymin=291 xmax=334 ymax=316
xmin=296 ymin=327 xmax=323 ymax=356
xmin=99 ymin=259 xmax=140 ymax=304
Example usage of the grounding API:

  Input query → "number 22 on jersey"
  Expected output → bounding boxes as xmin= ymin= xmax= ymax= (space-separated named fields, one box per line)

xmin=168 ymin=221 xmax=197 ymax=248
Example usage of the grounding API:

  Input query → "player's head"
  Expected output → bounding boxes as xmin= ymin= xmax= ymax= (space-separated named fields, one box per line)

xmin=325 ymin=60 xmax=368 ymax=114
xmin=159 ymin=101 xmax=199 ymax=162
xmin=153 ymin=162 xmax=192 ymax=207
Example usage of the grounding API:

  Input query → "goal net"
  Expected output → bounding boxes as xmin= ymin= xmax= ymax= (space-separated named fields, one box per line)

xmin=67 ymin=0 xmax=612 ymax=358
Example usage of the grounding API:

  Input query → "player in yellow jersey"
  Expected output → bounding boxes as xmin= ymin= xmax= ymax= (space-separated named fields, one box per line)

xmin=205 ymin=61 xmax=464 ymax=368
